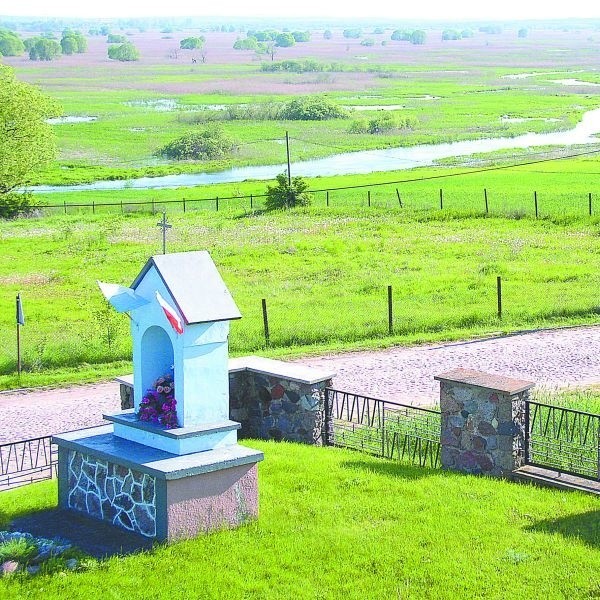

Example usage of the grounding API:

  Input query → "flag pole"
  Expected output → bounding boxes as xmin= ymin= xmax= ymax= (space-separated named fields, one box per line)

xmin=17 ymin=321 xmax=21 ymax=377
xmin=16 ymin=293 xmax=24 ymax=378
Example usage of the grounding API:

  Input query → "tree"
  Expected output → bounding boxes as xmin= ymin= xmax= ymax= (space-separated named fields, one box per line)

xmin=180 ymin=36 xmax=205 ymax=50
xmin=27 ymin=37 xmax=62 ymax=61
xmin=108 ymin=42 xmax=140 ymax=61
xmin=265 ymin=173 xmax=311 ymax=210
xmin=233 ymin=36 xmax=259 ymax=50
xmin=60 ymin=30 xmax=87 ymax=55
xmin=0 ymin=29 xmax=25 ymax=56
xmin=275 ymin=32 xmax=295 ymax=48
xmin=518 ymin=28 xmax=528 ymax=38
xmin=343 ymin=28 xmax=361 ymax=39
xmin=410 ymin=30 xmax=426 ymax=45
xmin=292 ymin=31 xmax=310 ymax=42
xmin=323 ymin=29 xmax=332 ymax=40
xmin=0 ymin=65 xmax=60 ymax=217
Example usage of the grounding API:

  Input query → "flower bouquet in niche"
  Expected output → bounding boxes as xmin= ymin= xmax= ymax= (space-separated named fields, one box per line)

xmin=138 ymin=373 xmax=179 ymax=429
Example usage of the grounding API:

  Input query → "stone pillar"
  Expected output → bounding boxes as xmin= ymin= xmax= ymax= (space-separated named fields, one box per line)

xmin=435 ymin=368 xmax=534 ymax=478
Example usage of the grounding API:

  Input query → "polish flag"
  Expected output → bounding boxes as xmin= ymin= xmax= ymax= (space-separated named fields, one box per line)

xmin=156 ymin=291 xmax=184 ymax=334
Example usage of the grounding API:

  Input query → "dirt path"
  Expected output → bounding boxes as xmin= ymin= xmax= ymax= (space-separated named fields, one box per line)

xmin=1 ymin=325 xmax=599 ymax=445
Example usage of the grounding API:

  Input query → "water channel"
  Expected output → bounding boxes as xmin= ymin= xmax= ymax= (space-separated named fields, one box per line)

xmin=31 ymin=107 xmax=600 ymax=194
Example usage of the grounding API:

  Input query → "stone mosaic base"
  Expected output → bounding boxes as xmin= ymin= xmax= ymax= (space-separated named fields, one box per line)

xmin=67 ymin=450 xmax=156 ymax=538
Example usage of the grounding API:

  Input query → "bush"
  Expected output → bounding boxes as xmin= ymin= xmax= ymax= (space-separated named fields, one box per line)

xmin=107 ymin=34 xmax=126 ymax=43
xmin=156 ymin=126 xmax=236 ymax=160
xmin=343 ymin=28 xmax=361 ymax=39
xmin=0 ymin=193 xmax=38 ymax=219
xmin=233 ymin=37 xmax=259 ymax=50
xmin=361 ymin=38 xmax=375 ymax=47
xmin=275 ymin=32 xmax=295 ymax=47
xmin=180 ymin=36 xmax=205 ymax=49
xmin=281 ymin=96 xmax=349 ymax=120
xmin=348 ymin=114 xmax=417 ymax=134
xmin=108 ymin=42 xmax=140 ymax=61
xmin=265 ymin=173 xmax=311 ymax=210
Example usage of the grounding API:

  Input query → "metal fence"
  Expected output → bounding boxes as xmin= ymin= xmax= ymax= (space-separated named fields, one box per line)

xmin=324 ymin=388 xmax=441 ymax=468
xmin=0 ymin=435 xmax=57 ymax=490
xmin=525 ymin=401 xmax=600 ymax=480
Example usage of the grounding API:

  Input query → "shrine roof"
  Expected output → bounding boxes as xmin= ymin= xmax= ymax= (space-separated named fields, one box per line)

xmin=131 ymin=251 xmax=241 ymax=325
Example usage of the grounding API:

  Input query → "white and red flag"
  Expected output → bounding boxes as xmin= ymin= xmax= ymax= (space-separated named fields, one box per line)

xmin=155 ymin=291 xmax=184 ymax=334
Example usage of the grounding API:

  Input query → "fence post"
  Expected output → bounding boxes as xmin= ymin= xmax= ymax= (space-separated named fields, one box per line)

xmin=589 ymin=192 xmax=593 ymax=216
xmin=534 ymin=191 xmax=538 ymax=218
xmin=484 ymin=188 xmax=488 ymax=214
xmin=64 ymin=201 xmax=67 ymax=214
xmin=216 ymin=196 xmax=219 ymax=211
xmin=326 ymin=191 xmax=329 ymax=207
xmin=368 ymin=190 xmax=371 ymax=207
xmin=396 ymin=188 xmax=403 ymax=208
xmin=92 ymin=201 xmax=95 ymax=215
xmin=387 ymin=285 xmax=393 ymax=335
xmin=497 ymin=276 xmax=502 ymax=320
xmin=250 ymin=194 xmax=253 ymax=210
xmin=439 ymin=188 xmax=443 ymax=210
xmin=183 ymin=198 xmax=186 ymax=213
xmin=261 ymin=298 xmax=270 ymax=346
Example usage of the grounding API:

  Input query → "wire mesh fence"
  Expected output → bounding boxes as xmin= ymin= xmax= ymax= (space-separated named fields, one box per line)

xmin=3 ymin=276 xmax=596 ymax=377
xmin=33 ymin=180 xmax=600 ymax=219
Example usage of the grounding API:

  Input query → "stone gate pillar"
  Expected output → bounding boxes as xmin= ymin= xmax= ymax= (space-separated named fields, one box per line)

xmin=435 ymin=368 xmax=534 ymax=478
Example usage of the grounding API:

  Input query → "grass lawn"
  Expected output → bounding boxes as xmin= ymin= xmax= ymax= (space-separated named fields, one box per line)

xmin=1 ymin=204 xmax=599 ymax=390
xmin=0 ymin=440 xmax=599 ymax=598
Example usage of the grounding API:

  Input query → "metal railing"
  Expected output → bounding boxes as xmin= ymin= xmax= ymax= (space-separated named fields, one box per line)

xmin=0 ymin=435 xmax=58 ymax=490
xmin=324 ymin=388 xmax=441 ymax=468
xmin=525 ymin=401 xmax=600 ymax=480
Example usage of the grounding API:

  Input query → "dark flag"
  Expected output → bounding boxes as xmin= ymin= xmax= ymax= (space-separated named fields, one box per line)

xmin=16 ymin=293 xmax=25 ymax=326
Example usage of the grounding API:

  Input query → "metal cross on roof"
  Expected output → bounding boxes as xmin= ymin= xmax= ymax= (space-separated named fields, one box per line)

xmin=157 ymin=211 xmax=172 ymax=254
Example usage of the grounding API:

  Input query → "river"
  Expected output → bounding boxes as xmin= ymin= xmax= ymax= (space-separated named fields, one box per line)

xmin=30 ymin=107 xmax=600 ymax=194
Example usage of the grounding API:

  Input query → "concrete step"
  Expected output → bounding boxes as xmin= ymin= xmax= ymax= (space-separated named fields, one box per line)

xmin=513 ymin=465 xmax=600 ymax=496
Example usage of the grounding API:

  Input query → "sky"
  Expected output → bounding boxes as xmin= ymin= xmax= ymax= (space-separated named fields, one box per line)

xmin=4 ymin=0 xmax=600 ymax=21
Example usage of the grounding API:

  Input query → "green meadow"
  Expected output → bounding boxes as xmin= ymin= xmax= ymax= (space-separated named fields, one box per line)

xmin=1 ymin=197 xmax=599 ymax=389
xmin=1 ymin=441 xmax=599 ymax=599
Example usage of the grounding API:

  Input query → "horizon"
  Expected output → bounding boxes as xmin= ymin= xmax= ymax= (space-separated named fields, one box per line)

xmin=2 ymin=1 xmax=600 ymax=22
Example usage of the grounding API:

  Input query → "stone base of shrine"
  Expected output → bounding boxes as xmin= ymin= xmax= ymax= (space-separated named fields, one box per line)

xmin=53 ymin=425 xmax=263 ymax=542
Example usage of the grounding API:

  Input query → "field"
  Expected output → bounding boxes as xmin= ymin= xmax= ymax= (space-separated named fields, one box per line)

xmin=3 ymin=25 xmax=600 ymax=186
xmin=1 ymin=22 xmax=600 ymax=388
xmin=1 ymin=441 xmax=599 ymax=599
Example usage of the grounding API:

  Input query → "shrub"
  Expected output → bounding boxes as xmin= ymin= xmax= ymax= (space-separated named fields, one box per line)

xmin=323 ymin=29 xmax=332 ymax=40
xmin=265 ymin=173 xmax=311 ymax=210
xmin=180 ymin=36 xmax=205 ymax=49
xmin=233 ymin=37 xmax=259 ymax=50
xmin=107 ymin=33 xmax=126 ymax=43
xmin=108 ymin=42 xmax=140 ymax=61
xmin=348 ymin=114 xmax=417 ymax=134
xmin=281 ymin=96 xmax=349 ymax=120
xmin=361 ymin=38 xmax=375 ymax=47
xmin=156 ymin=126 xmax=236 ymax=160
xmin=275 ymin=32 xmax=295 ymax=47
xmin=0 ymin=193 xmax=38 ymax=219
xmin=343 ymin=28 xmax=361 ymax=39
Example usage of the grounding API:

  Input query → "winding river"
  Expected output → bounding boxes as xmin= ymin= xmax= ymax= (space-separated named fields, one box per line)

xmin=31 ymin=107 xmax=600 ymax=193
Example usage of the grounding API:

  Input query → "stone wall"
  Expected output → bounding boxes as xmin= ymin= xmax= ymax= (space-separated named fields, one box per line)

xmin=229 ymin=370 xmax=330 ymax=445
xmin=67 ymin=450 xmax=156 ymax=537
xmin=436 ymin=368 xmax=533 ymax=478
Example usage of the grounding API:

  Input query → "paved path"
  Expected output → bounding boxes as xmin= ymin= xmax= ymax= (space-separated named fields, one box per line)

xmin=1 ymin=325 xmax=599 ymax=444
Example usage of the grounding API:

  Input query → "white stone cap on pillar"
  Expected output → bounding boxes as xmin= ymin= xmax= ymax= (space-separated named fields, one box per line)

xmin=228 ymin=356 xmax=336 ymax=385
xmin=434 ymin=368 xmax=535 ymax=395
